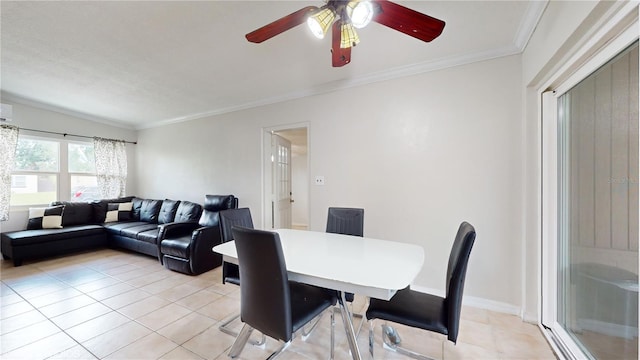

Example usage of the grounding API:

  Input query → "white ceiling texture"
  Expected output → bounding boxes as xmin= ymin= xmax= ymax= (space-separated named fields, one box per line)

xmin=0 ymin=1 xmax=547 ymax=130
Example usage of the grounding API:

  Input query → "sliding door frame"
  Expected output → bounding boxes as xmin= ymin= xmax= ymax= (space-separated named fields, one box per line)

xmin=539 ymin=3 xmax=639 ymax=359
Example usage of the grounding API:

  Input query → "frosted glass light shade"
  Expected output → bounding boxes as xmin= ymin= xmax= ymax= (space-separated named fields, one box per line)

xmin=340 ymin=22 xmax=360 ymax=48
xmin=346 ymin=1 xmax=374 ymax=29
xmin=307 ymin=7 xmax=336 ymax=39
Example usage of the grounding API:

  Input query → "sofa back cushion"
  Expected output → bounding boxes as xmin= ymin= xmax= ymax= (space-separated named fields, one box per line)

xmin=91 ymin=196 xmax=135 ymax=223
xmin=131 ymin=198 xmax=144 ymax=220
xmin=104 ymin=202 xmax=134 ymax=222
xmin=174 ymin=201 xmax=203 ymax=223
xmin=158 ymin=200 xmax=180 ymax=224
xmin=139 ymin=199 xmax=162 ymax=223
xmin=51 ymin=201 xmax=93 ymax=227
xmin=27 ymin=205 xmax=64 ymax=229
xmin=199 ymin=195 xmax=237 ymax=227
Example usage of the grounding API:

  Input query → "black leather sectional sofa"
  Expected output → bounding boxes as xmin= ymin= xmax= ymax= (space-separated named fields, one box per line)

xmin=0 ymin=195 xmax=236 ymax=274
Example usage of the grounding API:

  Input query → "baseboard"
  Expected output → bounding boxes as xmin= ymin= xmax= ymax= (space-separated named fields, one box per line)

xmin=291 ymin=223 xmax=308 ymax=230
xmin=577 ymin=318 xmax=639 ymax=339
xmin=522 ymin=311 xmax=539 ymax=324
xmin=410 ymin=284 xmax=521 ymax=317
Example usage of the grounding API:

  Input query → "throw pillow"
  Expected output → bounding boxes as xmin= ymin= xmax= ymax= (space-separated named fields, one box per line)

xmin=104 ymin=202 xmax=133 ymax=223
xmin=27 ymin=205 xmax=64 ymax=230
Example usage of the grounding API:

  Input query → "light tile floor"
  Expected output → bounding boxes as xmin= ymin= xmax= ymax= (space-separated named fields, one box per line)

xmin=1 ymin=249 xmax=557 ymax=359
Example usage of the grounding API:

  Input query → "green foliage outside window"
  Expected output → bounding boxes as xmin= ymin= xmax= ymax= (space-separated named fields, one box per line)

xmin=69 ymin=143 xmax=95 ymax=173
xmin=14 ymin=138 xmax=59 ymax=172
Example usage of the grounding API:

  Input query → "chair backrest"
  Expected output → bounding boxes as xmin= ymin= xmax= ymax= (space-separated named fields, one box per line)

xmin=219 ymin=208 xmax=253 ymax=285
xmin=232 ymin=226 xmax=293 ymax=342
xmin=326 ymin=207 xmax=364 ymax=237
xmin=219 ymin=208 xmax=254 ymax=243
xmin=198 ymin=194 xmax=237 ymax=227
xmin=444 ymin=221 xmax=476 ymax=343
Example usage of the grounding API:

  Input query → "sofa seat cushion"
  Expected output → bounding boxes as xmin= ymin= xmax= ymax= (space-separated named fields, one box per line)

xmin=117 ymin=224 xmax=159 ymax=243
xmin=2 ymin=225 xmax=105 ymax=246
xmin=161 ymin=235 xmax=191 ymax=258
xmin=102 ymin=221 xmax=148 ymax=235
xmin=137 ymin=228 xmax=160 ymax=243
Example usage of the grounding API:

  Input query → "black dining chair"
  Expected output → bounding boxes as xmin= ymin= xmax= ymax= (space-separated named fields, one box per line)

xmin=365 ymin=221 xmax=476 ymax=359
xmin=326 ymin=207 xmax=364 ymax=238
xmin=325 ymin=207 xmax=365 ymax=330
xmin=217 ymin=208 xmax=265 ymax=345
xmin=228 ymin=226 xmax=337 ymax=359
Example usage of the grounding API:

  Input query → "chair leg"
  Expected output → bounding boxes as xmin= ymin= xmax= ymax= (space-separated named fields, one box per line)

xmin=380 ymin=324 xmax=435 ymax=360
xmin=301 ymin=312 xmax=324 ymax=340
xmin=228 ymin=323 xmax=253 ymax=358
xmin=266 ymin=341 xmax=291 ymax=360
xmin=354 ymin=296 xmax=370 ymax=337
xmin=220 ymin=312 xmax=266 ymax=346
xmin=300 ymin=308 xmax=334 ymax=360
xmin=368 ymin=319 xmax=375 ymax=359
xmin=353 ymin=312 xmax=365 ymax=337
xmin=330 ymin=308 xmax=335 ymax=360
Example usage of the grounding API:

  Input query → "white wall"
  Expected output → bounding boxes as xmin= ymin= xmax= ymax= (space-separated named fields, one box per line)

xmin=0 ymin=101 xmax=137 ymax=232
xmin=136 ymin=54 xmax=524 ymax=309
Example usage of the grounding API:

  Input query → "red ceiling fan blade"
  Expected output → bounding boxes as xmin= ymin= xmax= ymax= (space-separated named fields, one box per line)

xmin=246 ymin=6 xmax=318 ymax=43
xmin=372 ymin=0 xmax=445 ymax=42
xmin=331 ymin=21 xmax=351 ymax=67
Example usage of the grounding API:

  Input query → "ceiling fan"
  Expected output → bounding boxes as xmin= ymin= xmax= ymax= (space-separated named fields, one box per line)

xmin=245 ymin=0 xmax=445 ymax=67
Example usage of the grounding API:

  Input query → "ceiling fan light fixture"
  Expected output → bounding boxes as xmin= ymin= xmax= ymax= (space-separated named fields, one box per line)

xmin=346 ymin=1 xmax=374 ymax=29
xmin=307 ymin=7 xmax=336 ymax=39
xmin=340 ymin=22 xmax=360 ymax=48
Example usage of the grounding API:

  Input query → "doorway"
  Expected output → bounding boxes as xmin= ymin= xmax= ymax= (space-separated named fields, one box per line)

xmin=262 ymin=125 xmax=309 ymax=230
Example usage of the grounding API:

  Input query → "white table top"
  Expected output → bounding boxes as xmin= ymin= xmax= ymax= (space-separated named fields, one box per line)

xmin=212 ymin=228 xmax=424 ymax=300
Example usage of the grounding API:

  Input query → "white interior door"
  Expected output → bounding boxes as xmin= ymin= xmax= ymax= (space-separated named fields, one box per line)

xmin=272 ymin=134 xmax=292 ymax=229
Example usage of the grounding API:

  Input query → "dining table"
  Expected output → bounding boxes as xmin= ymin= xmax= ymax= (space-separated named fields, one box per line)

xmin=212 ymin=228 xmax=425 ymax=360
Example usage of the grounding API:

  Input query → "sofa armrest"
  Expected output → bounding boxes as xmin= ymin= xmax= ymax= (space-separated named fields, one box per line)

xmin=157 ymin=221 xmax=200 ymax=264
xmin=158 ymin=221 xmax=199 ymax=240
xmin=190 ymin=225 xmax=223 ymax=273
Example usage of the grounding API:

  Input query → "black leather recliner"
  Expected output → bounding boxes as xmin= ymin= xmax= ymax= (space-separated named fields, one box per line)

xmin=159 ymin=194 xmax=237 ymax=275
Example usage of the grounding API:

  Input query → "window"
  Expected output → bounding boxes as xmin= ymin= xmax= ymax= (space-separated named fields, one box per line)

xmin=68 ymin=142 xmax=98 ymax=201
xmin=10 ymin=136 xmax=98 ymax=206
xmin=10 ymin=138 xmax=59 ymax=206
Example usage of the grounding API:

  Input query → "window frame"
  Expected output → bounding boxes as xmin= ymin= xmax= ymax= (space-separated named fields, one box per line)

xmin=10 ymin=134 xmax=98 ymax=208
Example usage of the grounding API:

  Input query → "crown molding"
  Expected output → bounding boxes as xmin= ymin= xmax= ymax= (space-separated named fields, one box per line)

xmin=514 ymin=0 xmax=549 ymax=51
xmin=141 ymin=42 xmax=523 ymax=130
xmin=0 ymin=91 xmax=136 ymax=130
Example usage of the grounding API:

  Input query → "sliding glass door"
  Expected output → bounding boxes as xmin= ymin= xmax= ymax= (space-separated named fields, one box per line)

xmin=547 ymin=41 xmax=638 ymax=360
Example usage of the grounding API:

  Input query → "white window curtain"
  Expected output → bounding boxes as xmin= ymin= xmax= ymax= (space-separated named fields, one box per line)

xmin=93 ymin=137 xmax=127 ymax=199
xmin=0 ymin=124 xmax=19 ymax=221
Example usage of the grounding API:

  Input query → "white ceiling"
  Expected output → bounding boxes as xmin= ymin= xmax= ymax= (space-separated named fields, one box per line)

xmin=0 ymin=1 xmax=546 ymax=130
